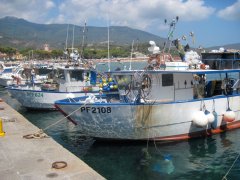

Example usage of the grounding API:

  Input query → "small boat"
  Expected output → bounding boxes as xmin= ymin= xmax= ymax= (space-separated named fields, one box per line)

xmin=0 ymin=66 xmax=47 ymax=86
xmin=0 ymin=62 xmax=19 ymax=86
xmin=55 ymin=50 xmax=240 ymax=141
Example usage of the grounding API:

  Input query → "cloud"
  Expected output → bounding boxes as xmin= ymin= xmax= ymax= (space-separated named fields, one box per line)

xmin=217 ymin=0 xmax=240 ymax=20
xmin=55 ymin=0 xmax=215 ymax=31
xmin=0 ymin=0 xmax=56 ymax=22
xmin=45 ymin=1 xmax=55 ymax=9
xmin=0 ymin=0 xmax=215 ymax=31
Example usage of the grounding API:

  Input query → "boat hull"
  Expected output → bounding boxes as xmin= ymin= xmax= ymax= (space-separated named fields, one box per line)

xmin=8 ymin=88 xmax=99 ymax=110
xmin=55 ymin=95 xmax=240 ymax=140
xmin=0 ymin=78 xmax=12 ymax=86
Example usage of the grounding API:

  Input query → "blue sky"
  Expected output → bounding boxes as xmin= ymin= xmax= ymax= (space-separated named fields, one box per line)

xmin=0 ymin=0 xmax=239 ymax=47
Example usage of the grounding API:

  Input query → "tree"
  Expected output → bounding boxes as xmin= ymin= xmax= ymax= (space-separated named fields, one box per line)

xmin=0 ymin=46 xmax=17 ymax=56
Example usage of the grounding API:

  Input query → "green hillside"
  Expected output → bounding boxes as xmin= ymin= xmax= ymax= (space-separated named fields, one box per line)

xmin=0 ymin=16 xmax=166 ymax=50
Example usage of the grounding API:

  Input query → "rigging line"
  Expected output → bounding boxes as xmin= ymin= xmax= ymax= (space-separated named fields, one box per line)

xmin=43 ymin=102 xmax=88 ymax=131
xmin=222 ymin=153 xmax=240 ymax=180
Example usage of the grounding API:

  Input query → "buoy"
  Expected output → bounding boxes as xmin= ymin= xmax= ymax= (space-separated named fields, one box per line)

xmin=210 ymin=111 xmax=218 ymax=129
xmin=205 ymin=110 xmax=215 ymax=123
xmin=192 ymin=111 xmax=208 ymax=127
xmin=0 ymin=118 xmax=5 ymax=137
xmin=223 ymin=110 xmax=235 ymax=122
xmin=200 ymin=64 xmax=206 ymax=69
xmin=103 ymin=83 xmax=107 ymax=87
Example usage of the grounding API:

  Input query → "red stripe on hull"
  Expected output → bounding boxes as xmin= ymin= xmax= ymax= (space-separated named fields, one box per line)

xmin=54 ymin=105 xmax=78 ymax=125
xmin=152 ymin=120 xmax=240 ymax=141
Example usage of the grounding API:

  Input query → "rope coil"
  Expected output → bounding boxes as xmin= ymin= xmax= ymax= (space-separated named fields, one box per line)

xmin=23 ymin=129 xmax=49 ymax=139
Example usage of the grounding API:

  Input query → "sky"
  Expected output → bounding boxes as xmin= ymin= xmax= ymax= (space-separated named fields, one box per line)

xmin=0 ymin=0 xmax=239 ymax=47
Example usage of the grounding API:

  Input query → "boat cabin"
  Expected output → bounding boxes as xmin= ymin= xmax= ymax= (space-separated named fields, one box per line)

xmin=52 ymin=66 xmax=98 ymax=92
xmin=201 ymin=52 xmax=240 ymax=70
xmin=112 ymin=69 xmax=240 ymax=103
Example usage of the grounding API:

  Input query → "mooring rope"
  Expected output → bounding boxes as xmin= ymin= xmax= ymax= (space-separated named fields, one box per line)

xmin=23 ymin=101 xmax=88 ymax=139
xmin=43 ymin=102 xmax=88 ymax=131
xmin=222 ymin=153 xmax=240 ymax=180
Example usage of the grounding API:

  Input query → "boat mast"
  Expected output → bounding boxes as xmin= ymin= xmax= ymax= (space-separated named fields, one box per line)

xmin=65 ymin=24 xmax=69 ymax=50
xmin=80 ymin=20 xmax=87 ymax=61
xmin=107 ymin=14 xmax=110 ymax=72
xmin=71 ymin=25 xmax=75 ymax=62
xmin=129 ymin=40 xmax=134 ymax=70
xmin=64 ymin=24 xmax=69 ymax=60
xmin=163 ymin=16 xmax=179 ymax=53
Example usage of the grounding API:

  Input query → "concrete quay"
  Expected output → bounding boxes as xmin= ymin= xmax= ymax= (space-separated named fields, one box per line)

xmin=0 ymin=99 xmax=105 ymax=180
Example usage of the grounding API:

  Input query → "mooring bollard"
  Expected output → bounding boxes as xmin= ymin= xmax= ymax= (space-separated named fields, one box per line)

xmin=0 ymin=118 xmax=5 ymax=137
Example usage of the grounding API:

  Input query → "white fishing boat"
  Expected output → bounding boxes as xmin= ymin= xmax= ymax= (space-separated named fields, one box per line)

xmin=7 ymin=63 xmax=103 ymax=110
xmin=0 ymin=66 xmax=47 ymax=86
xmin=55 ymin=51 xmax=240 ymax=141
xmin=0 ymin=62 xmax=19 ymax=86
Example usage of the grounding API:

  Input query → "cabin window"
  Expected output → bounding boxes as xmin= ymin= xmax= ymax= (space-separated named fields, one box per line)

xmin=57 ymin=69 xmax=65 ymax=80
xmin=70 ymin=70 xmax=84 ymax=81
xmin=162 ymin=74 xmax=173 ymax=86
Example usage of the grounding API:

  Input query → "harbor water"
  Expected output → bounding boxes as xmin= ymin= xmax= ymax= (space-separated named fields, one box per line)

xmin=1 ymin=61 xmax=240 ymax=180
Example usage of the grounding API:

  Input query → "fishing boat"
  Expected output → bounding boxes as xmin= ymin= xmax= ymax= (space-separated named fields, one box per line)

xmin=54 ymin=49 xmax=240 ymax=141
xmin=0 ymin=65 xmax=48 ymax=86
xmin=6 ymin=62 xmax=105 ymax=110
xmin=7 ymin=57 xmax=118 ymax=110
xmin=0 ymin=62 xmax=19 ymax=86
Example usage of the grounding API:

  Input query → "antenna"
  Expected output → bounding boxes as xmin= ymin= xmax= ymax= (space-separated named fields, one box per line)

xmin=189 ymin=31 xmax=195 ymax=45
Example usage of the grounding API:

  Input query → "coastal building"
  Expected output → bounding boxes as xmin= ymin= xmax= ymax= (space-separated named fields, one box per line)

xmin=43 ymin=43 xmax=50 ymax=51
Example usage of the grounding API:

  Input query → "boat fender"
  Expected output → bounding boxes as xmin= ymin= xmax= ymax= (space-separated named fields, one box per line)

xmin=211 ymin=111 xmax=218 ymax=129
xmin=192 ymin=111 xmax=208 ymax=127
xmin=222 ymin=110 xmax=235 ymax=122
xmin=205 ymin=110 xmax=215 ymax=123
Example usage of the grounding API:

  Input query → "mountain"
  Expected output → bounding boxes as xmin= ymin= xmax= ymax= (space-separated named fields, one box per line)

xmin=0 ymin=16 xmax=166 ymax=50
xmin=207 ymin=43 xmax=240 ymax=51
